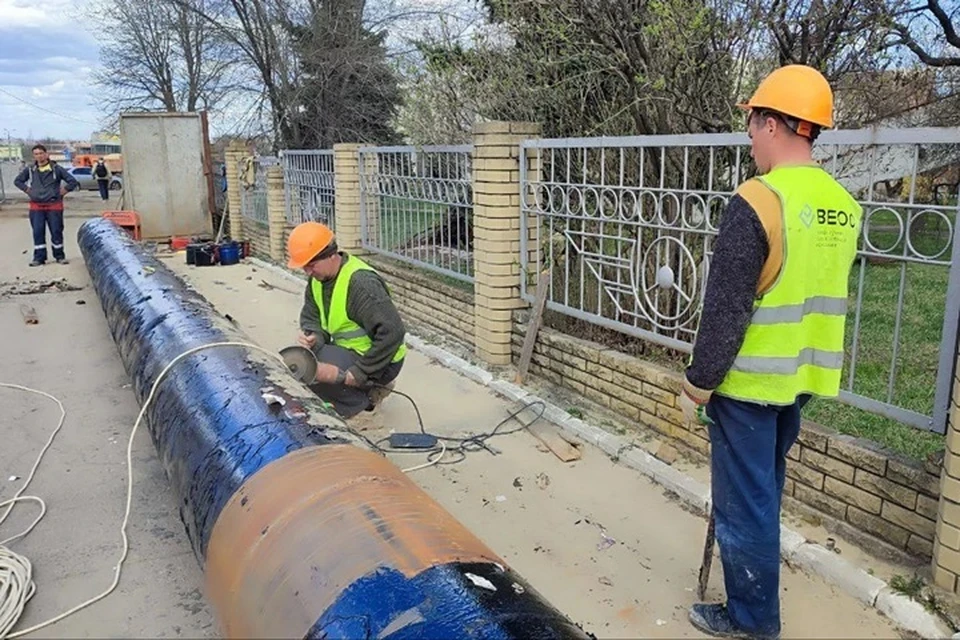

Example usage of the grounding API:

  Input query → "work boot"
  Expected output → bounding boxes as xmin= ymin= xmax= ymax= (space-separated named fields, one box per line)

xmin=367 ymin=380 xmax=395 ymax=408
xmin=56 ymin=258 xmax=69 ymax=265
xmin=688 ymin=604 xmax=779 ymax=640
xmin=29 ymin=260 xmax=43 ymax=267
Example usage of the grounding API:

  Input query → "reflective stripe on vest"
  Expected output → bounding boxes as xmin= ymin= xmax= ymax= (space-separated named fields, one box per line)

xmin=714 ymin=166 xmax=861 ymax=405
xmin=750 ymin=296 xmax=847 ymax=325
xmin=732 ymin=348 xmax=845 ymax=375
xmin=312 ymin=255 xmax=406 ymax=363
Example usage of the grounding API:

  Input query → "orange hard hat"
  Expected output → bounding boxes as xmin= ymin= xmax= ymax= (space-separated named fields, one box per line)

xmin=287 ymin=221 xmax=335 ymax=269
xmin=737 ymin=64 xmax=834 ymax=131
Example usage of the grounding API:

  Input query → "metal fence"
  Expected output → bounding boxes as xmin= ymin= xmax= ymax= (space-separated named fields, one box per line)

xmin=239 ymin=156 xmax=276 ymax=224
xmin=359 ymin=145 xmax=474 ymax=282
xmin=520 ymin=128 xmax=960 ymax=433
xmin=283 ymin=150 xmax=335 ymax=226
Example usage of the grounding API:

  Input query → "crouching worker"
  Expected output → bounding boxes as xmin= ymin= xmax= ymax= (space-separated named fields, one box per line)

xmin=287 ymin=221 xmax=406 ymax=418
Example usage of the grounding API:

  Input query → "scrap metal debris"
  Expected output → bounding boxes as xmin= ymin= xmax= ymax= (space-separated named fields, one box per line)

xmin=19 ymin=304 xmax=38 ymax=324
xmin=258 ymin=279 xmax=300 ymax=295
xmin=2 ymin=279 xmax=82 ymax=297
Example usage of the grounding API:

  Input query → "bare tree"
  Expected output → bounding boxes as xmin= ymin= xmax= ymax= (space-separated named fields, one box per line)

xmin=881 ymin=0 xmax=960 ymax=67
xmin=92 ymin=0 xmax=240 ymax=117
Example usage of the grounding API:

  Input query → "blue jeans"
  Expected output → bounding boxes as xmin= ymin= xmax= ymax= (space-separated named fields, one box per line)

xmin=29 ymin=209 xmax=65 ymax=263
xmin=705 ymin=393 xmax=809 ymax=637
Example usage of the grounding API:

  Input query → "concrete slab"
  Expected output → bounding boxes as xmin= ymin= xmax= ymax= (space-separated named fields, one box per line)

xmin=0 ymin=214 xmax=215 ymax=638
xmin=167 ymin=252 xmax=905 ymax=639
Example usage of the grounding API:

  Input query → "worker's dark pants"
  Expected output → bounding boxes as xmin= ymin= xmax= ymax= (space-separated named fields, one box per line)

xmin=29 ymin=208 xmax=65 ymax=263
xmin=308 ymin=344 xmax=403 ymax=418
xmin=97 ymin=179 xmax=109 ymax=200
xmin=705 ymin=393 xmax=810 ymax=638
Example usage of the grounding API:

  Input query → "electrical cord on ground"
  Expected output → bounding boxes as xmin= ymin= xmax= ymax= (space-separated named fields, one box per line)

xmin=366 ymin=383 xmax=547 ymax=470
xmin=0 ymin=342 xmax=543 ymax=637
xmin=0 ymin=342 xmax=288 ymax=639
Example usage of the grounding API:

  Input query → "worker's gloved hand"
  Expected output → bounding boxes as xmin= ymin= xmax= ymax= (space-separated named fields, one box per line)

xmin=314 ymin=363 xmax=341 ymax=384
xmin=344 ymin=370 xmax=358 ymax=387
xmin=679 ymin=377 xmax=714 ymax=426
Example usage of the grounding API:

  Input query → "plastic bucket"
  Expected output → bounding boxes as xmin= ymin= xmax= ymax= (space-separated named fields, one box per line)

xmin=186 ymin=243 xmax=201 ymax=265
xmin=219 ymin=242 xmax=240 ymax=266
xmin=195 ymin=243 xmax=218 ymax=267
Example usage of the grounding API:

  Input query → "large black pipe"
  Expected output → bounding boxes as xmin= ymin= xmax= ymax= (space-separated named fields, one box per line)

xmin=79 ymin=218 xmax=591 ymax=639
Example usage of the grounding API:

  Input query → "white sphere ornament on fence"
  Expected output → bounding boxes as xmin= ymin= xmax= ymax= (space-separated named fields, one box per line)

xmin=656 ymin=265 xmax=675 ymax=290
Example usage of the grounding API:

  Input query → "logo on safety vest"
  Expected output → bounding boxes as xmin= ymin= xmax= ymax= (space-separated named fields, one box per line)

xmin=799 ymin=204 xmax=814 ymax=228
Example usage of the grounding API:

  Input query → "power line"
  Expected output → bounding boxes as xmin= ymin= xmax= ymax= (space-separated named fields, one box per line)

xmin=0 ymin=87 xmax=101 ymax=127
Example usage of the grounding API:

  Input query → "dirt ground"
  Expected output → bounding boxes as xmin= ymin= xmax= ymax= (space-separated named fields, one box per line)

xmin=163 ymin=244 xmax=906 ymax=639
xmin=0 ymin=204 xmax=215 ymax=637
xmin=0 ymin=193 xmax=908 ymax=638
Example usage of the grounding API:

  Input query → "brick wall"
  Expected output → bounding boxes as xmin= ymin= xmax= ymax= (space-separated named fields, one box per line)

xmin=934 ymin=365 xmax=960 ymax=590
xmin=366 ymin=256 xmax=474 ymax=347
xmin=244 ymin=219 xmax=271 ymax=259
xmin=512 ymin=311 xmax=941 ymax=560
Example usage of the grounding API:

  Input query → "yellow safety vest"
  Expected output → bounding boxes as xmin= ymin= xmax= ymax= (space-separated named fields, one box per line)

xmin=715 ymin=165 xmax=861 ymax=405
xmin=311 ymin=255 xmax=406 ymax=363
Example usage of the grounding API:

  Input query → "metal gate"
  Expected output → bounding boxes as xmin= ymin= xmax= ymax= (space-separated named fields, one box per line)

xmin=282 ymin=150 xmax=335 ymax=226
xmin=520 ymin=128 xmax=960 ymax=433
xmin=239 ymin=156 xmax=276 ymax=224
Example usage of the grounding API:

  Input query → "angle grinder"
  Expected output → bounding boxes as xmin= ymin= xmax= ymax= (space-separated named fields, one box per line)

xmin=279 ymin=344 xmax=318 ymax=383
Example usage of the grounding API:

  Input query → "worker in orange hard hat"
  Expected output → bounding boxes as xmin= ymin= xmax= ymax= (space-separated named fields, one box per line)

xmin=287 ymin=221 xmax=407 ymax=418
xmin=681 ymin=65 xmax=861 ymax=640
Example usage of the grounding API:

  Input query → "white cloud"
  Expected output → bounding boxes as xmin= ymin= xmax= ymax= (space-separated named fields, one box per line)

xmin=0 ymin=0 xmax=78 ymax=29
xmin=0 ymin=0 xmax=103 ymax=139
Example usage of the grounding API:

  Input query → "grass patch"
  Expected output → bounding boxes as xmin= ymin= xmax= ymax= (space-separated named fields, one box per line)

xmin=804 ymin=254 xmax=949 ymax=461
xmin=368 ymin=196 xmax=474 ymax=280
xmin=890 ymin=574 xmax=951 ymax=622
xmin=374 ymin=196 xmax=447 ymax=250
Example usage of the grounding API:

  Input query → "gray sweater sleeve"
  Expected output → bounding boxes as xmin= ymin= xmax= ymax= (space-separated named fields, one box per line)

xmin=345 ymin=271 xmax=406 ymax=384
xmin=299 ymin=279 xmax=326 ymax=341
xmin=685 ymin=194 xmax=769 ymax=390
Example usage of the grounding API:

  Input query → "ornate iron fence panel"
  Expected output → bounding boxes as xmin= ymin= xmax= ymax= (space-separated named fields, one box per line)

xmin=282 ymin=150 xmax=335 ymax=227
xmin=239 ymin=155 xmax=276 ymax=224
xmin=520 ymin=128 xmax=960 ymax=433
xmin=358 ymin=145 xmax=474 ymax=283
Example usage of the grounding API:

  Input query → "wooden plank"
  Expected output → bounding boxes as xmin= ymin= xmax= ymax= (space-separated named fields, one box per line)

xmin=528 ymin=422 xmax=581 ymax=462
xmin=515 ymin=272 xmax=550 ymax=384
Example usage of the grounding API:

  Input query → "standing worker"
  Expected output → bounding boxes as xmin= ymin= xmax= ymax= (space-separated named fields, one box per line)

xmin=680 ymin=65 xmax=861 ymax=640
xmin=94 ymin=157 xmax=111 ymax=201
xmin=14 ymin=144 xmax=80 ymax=266
xmin=287 ymin=221 xmax=407 ymax=418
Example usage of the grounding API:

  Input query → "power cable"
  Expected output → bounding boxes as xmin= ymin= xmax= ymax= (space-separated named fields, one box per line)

xmin=0 ymin=342 xmax=287 ymax=639
xmin=0 ymin=87 xmax=101 ymax=128
xmin=0 ymin=341 xmax=545 ymax=637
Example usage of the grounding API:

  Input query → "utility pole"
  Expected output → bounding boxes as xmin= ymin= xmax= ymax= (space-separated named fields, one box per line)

xmin=2 ymin=128 xmax=13 ymax=161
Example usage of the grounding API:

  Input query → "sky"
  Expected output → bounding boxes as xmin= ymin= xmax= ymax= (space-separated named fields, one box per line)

xmin=0 ymin=0 xmax=107 ymax=143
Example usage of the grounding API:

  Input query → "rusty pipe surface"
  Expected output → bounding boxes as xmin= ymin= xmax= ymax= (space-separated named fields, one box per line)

xmin=78 ymin=218 xmax=590 ymax=639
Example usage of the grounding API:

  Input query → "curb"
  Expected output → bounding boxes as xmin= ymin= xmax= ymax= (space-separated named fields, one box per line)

xmin=249 ymin=257 xmax=953 ymax=639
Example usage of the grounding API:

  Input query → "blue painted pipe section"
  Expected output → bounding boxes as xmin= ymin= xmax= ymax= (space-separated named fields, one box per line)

xmin=79 ymin=218 xmax=592 ymax=639
xmin=308 ymin=562 xmax=590 ymax=639
xmin=77 ymin=217 xmax=344 ymax=561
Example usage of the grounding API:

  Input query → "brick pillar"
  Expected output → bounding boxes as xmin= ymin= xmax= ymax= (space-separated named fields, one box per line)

xmin=333 ymin=143 xmax=362 ymax=252
xmin=225 ymin=141 xmax=247 ymax=241
xmin=266 ymin=164 xmax=285 ymax=262
xmin=522 ymin=145 xmax=543 ymax=290
xmin=934 ymin=368 xmax=960 ymax=593
xmin=361 ymin=151 xmax=380 ymax=253
xmin=472 ymin=121 xmax=542 ymax=365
